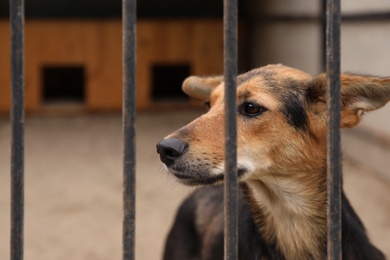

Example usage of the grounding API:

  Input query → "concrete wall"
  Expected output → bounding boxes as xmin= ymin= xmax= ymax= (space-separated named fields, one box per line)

xmin=250 ymin=22 xmax=321 ymax=75
xmin=244 ymin=0 xmax=321 ymax=75
xmin=342 ymin=0 xmax=390 ymax=13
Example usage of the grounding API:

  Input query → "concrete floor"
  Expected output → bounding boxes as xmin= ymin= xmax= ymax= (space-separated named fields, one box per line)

xmin=0 ymin=111 xmax=389 ymax=259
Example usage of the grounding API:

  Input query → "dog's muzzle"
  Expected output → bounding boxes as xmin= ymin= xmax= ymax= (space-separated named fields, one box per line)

xmin=156 ymin=138 xmax=188 ymax=166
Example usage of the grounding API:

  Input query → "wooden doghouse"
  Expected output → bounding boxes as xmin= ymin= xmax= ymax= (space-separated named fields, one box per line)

xmin=0 ymin=19 xmax=223 ymax=113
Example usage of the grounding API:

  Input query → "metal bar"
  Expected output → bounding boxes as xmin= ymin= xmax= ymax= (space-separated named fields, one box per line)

xmin=247 ymin=12 xmax=390 ymax=23
xmin=10 ymin=0 xmax=25 ymax=259
xmin=321 ymin=0 xmax=327 ymax=72
xmin=122 ymin=0 xmax=136 ymax=259
xmin=223 ymin=0 xmax=238 ymax=259
xmin=342 ymin=12 xmax=390 ymax=21
xmin=325 ymin=0 xmax=342 ymax=259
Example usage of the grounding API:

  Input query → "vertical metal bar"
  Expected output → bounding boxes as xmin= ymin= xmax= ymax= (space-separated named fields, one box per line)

xmin=122 ymin=0 xmax=136 ymax=259
xmin=321 ymin=0 xmax=327 ymax=72
xmin=326 ymin=0 xmax=342 ymax=259
xmin=10 ymin=0 xmax=25 ymax=259
xmin=223 ymin=0 xmax=238 ymax=259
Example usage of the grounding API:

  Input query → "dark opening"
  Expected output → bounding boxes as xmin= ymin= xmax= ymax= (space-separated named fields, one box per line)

xmin=152 ymin=64 xmax=190 ymax=101
xmin=42 ymin=66 xmax=85 ymax=103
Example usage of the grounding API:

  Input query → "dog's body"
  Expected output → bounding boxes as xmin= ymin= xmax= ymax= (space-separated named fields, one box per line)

xmin=156 ymin=64 xmax=387 ymax=259
xmin=163 ymin=185 xmax=383 ymax=260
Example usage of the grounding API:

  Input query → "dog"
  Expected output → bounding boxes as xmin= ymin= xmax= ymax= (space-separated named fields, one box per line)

xmin=156 ymin=64 xmax=387 ymax=259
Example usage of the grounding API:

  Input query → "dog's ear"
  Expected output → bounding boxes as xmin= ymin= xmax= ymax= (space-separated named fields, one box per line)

xmin=307 ymin=73 xmax=390 ymax=128
xmin=182 ymin=75 xmax=223 ymax=101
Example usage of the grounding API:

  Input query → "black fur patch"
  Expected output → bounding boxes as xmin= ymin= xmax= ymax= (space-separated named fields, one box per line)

xmin=281 ymin=92 xmax=307 ymax=130
xmin=306 ymin=75 xmax=326 ymax=103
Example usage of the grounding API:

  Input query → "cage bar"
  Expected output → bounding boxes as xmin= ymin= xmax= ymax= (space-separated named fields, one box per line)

xmin=325 ymin=0 xmax=342 ymax=259
xmin=223 ymin=0 xmax=238 ymax=259
xmin=122 ymin=0 xmax=137 ymax=259
xmin=9 ymin=0 xmax=25 ymax=259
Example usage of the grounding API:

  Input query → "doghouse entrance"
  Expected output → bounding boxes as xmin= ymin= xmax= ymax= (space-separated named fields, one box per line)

xmin=42 ymin=66 xmax=85 ymax=104
xmin=151 ymin=64 xmax=190 ymax=101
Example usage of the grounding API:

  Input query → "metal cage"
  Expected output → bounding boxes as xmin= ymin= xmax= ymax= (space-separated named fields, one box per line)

xmin=9 ymin=0 xmax=342 ymax=259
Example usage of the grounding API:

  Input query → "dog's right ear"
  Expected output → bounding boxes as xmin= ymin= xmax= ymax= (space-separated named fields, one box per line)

xmin=306 ymin=73 xmax=390 ymax=136
xmin=182 ymin=76 xmax=223 ymax=101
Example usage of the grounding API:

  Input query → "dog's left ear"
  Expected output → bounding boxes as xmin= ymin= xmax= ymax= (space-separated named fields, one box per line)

xmin=182 ymin=75 xmax=223 ymax=101
xmin=307 ymin=73 xmax=390 ymax=128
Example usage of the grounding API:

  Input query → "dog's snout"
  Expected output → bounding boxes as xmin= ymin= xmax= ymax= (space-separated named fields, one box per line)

xmin=156 ymin=138 xmax=188 ymax=166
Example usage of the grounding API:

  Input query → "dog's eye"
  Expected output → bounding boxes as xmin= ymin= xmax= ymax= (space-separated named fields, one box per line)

xmin=239 ymin=102 xmax=266 ymax=117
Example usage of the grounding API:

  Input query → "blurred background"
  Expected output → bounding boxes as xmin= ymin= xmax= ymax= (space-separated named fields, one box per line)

xmin=1 ymin=0 xmax=390 ymax=259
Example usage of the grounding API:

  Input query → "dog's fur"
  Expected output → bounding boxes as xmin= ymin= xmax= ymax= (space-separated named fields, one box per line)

xmin=156 ymin=64 xmax=388 ymax=259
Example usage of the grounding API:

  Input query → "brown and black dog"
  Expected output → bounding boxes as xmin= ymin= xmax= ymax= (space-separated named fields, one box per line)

xmin=156 ymin=64 xmax=387 ymax=259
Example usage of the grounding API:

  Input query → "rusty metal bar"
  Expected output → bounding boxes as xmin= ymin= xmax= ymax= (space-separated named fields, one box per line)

xmin=10 ymin=0 xmax=25 ymax=259
xmin=321 ymin=0 xmax=327 ymax=72
xmin=122 ymin=0 xmax=137 ymax=259
xmin=223 ymin=0 xmax=238 ymax=259
xmin=325 ymin=0 xmax=342 ymax=259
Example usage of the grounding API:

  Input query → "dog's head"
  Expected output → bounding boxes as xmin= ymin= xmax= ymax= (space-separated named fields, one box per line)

xmin=157 ymin=64 xmax=390 ymax=186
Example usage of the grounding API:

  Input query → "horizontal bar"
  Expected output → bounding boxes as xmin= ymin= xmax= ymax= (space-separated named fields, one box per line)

xmin=223 ymin=0 xmax=238 ymax=259
xmin=122 ymin=0 xmax=137 ymax=259
xmin=325 ymin=0 xmax=342 ymax=259
xmin=10 ymin=0 xmax=25 ymax=259
xmin=347 ymin=127 xmax=390 ymax=150
xmin=250 ymin=12 xmax=390 ymax=23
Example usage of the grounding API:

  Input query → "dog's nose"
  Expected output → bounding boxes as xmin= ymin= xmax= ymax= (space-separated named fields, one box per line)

xmin=156 ymin=138 xmax=188 ymax=166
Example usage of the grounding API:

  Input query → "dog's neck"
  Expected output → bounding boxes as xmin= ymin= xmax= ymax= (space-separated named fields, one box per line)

xmin=244 ymin=169 xmax=328 ymax=259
